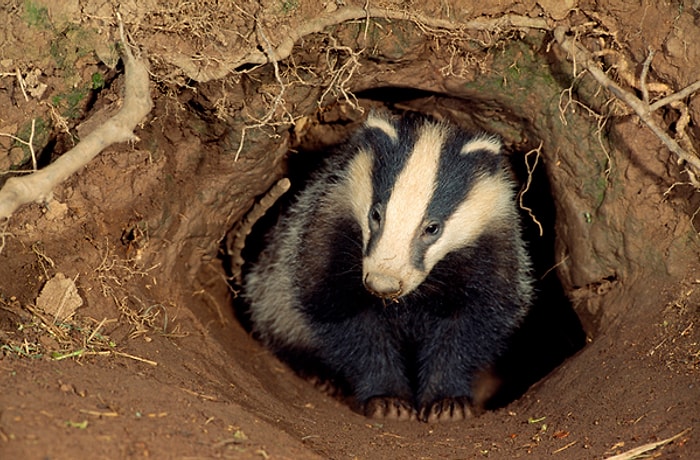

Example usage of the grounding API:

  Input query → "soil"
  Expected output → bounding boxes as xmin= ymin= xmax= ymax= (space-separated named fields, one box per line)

xmin=1 ymin=1 xmax=699 ymax=459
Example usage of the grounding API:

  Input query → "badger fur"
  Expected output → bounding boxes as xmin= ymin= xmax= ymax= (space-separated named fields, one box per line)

xmin=243 ymin=112 xmax=533 ymax=422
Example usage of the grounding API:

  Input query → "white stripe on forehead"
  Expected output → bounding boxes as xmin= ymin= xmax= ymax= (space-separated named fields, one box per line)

xmin=365 ymin=120 xmax=447 ymax=278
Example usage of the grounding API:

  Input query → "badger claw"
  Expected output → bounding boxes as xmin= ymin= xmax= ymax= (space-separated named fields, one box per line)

xmin=420 ymin=397 xmax=473 ymax=423
xmin=364 ymin=397 xmax=417 ymax=421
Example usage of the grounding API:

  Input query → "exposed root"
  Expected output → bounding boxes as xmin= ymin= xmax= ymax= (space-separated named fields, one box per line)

xmin=226 ymin=177 xmax=291 ymax=286
xmin=318 ymin=34 xmax=363 ymax=110
xmin=0 ymin=118 xmax=37 ymax=173
xmin=241 ymin=8 xmax=551 ymax=69
xmin=558 ymin=72 xmax=614 ymax=179
xmin=0 ymin=219 xmax=11 ymax=254
xmin=0 ymin=17 xmax=153 ymax=221
xmin=554 ymin=26 xmax=700 ymax=188
xmin=225 ymin=8 xmax=551 ymax=161
xmin=234 ymin=15 xmax=293 ymax=161
xmin=518 ymin=142 xmax=544 ymax=237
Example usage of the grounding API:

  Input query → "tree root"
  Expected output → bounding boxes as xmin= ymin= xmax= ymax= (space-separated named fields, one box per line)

xmin=554 ymin=26 xmax=700 ymax=186
xmin=225 ymin=177 xmax=291 ymax=286
xmin=242 ymin=8 xmax=551 ymax=68
xmin=0 ymin=21 xmax=152 ymax=221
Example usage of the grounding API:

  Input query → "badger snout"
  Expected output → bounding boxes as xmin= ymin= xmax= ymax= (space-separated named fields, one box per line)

xmin=364 ymin=272 xmax=403 ymax=299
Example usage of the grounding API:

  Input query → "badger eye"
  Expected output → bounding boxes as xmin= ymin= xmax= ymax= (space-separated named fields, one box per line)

xmin=423 ymin=222 xmax=441 ymax=237
xmin=369 ymin=206 xmax=382 ymax=228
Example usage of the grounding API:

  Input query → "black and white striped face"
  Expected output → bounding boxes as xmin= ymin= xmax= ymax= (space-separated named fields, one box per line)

xmin=344 ymin=113 xmax=514 ymax=299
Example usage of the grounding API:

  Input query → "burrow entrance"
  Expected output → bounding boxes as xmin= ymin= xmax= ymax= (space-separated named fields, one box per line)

xmin=227 ymin=89 xmax=587 ymax=413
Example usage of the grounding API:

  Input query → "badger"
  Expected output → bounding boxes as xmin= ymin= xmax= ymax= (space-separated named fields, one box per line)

xmin=243 ymin=112 xmax=533 ymax=422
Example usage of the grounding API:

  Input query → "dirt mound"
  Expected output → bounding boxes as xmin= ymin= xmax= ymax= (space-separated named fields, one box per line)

xmin=1 ymin=1 xmax=698 ymax=458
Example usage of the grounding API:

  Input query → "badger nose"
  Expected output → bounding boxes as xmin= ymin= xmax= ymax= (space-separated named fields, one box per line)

xmin=364 ymin=272 xmax=402 ymax=299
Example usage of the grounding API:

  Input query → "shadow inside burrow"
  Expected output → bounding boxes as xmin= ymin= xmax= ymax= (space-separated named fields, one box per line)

xmin=223 ymin=94 xmax=586 ymax=413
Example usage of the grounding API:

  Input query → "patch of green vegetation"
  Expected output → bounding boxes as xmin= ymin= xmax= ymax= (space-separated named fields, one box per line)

xmin=52 ymin=86 xmax=88 ymax=119
xmin=280 ymin=0 xmax=299 ymax=14
xmin=91 ymin=72 xmax=105 ymax=90
xmin=24 ymin=0 xmax=51 ymax=29
xmin=0 ymin=341 xmax=44 ymax=359
xmin=50 ymin=25 xmax=96 ymax=74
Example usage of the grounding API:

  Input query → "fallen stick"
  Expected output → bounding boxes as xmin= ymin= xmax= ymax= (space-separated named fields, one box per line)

xmin=603 ymin=428 xmax=691 ymax=460
xmin=0 ymin=21 xmax=152 ymax=221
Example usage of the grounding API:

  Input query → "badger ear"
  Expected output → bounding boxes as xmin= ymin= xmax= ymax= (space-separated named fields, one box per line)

xmin=460 ymin=135 xmax=502 ymax=156
xmin=365 ymin=112 xmax=399 ymax=142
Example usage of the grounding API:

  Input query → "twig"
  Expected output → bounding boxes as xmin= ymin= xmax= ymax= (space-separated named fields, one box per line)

xmin=0 ymin=219 xmax=11 ymax=255
xmin=28 ymin=119 xmax=37 ymax=171
xmin=553 ymin=26 xmax=700 ymax=183
xmin=603 ymin=428 xmax=691 ymax=460
xmin=112 ymin=351 xmax=158 ymax=366
xmin=15 ymin=68 xmax=29 ymax=102
xmin=0 ymin=118 xmax=38 ymax=172
xmin=553 ymin=440 xmax=577 ymax=454
xmin=0 ymin=15 xmax=153 ymax=220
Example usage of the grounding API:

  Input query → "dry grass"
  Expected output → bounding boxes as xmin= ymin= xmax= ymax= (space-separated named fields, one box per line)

xmin=94 ymin=241 xmax=186 ymax=340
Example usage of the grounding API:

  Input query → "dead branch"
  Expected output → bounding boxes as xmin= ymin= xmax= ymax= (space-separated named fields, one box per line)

xmin=0 ymin=20 xmax=152 ymax=221
xmin=553 ymin=26 xmax=700 ymax=184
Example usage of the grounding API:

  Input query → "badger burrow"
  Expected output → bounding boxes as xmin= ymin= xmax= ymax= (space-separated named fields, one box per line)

xmin=230 ymin=109 xmax=581 ymax=423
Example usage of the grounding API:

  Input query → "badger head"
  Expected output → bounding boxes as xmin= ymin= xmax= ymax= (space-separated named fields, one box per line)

xmin=344 ymin=113 xmax=515 ymax=300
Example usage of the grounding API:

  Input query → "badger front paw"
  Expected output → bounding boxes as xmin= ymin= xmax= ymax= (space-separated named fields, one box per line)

xmin=364 ymin=397 xmax=417 ymax=421
xmin=419 ymin=397 xmax=473 ymax=423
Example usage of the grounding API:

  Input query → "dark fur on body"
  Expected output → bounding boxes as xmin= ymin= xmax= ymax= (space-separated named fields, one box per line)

xmin=243 ymin=113 xmax=532 ymax=422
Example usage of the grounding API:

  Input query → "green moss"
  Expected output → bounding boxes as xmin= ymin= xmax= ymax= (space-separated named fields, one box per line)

xmin=24 ymin=0 xmax=51 ymax=29
xmin=280 ymin=0 xmax=299 ymax=14
xmin=52 ymin=86 xmax=88 ymax=119
xmin=91 ymin=72 xmax=105 ymax=90
xmin=50 ymin=26 xmax=97 ymax=74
